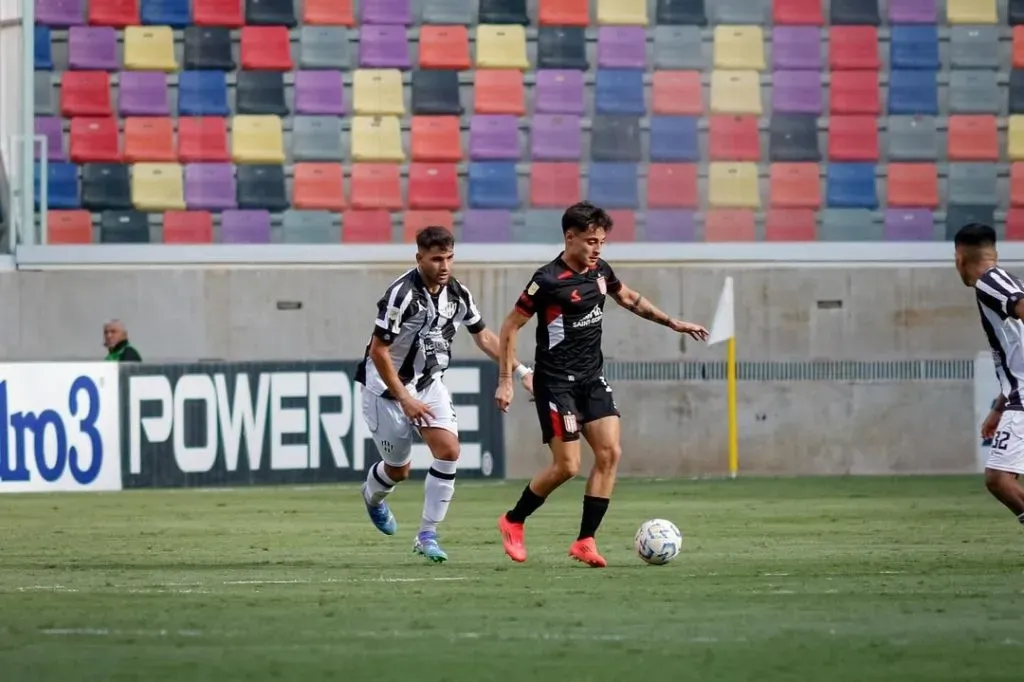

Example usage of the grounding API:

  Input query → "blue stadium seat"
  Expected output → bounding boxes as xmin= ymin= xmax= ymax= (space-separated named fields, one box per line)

xmin=178 ymin=71 xmax=230 ymax=117
xmin=468 ymin=162 xmax=519 ymax=209
xmin=588 ymin=163 xmax=639 ymax=208
xmin=887 ymin=70 xmax=938 ymax=116
xmin=35 ymin=162 xmax=79 ymax=210
xmin=141 ymin=0 xmax=191 ymax=27
xmin=35 ymin=25 xmax=52 ymax=70
xmin=889 ymin=25 xmax=940 ymax=71
xmin=81 ymin=164 xmax=131 ymax=211
xmin=649 ymin=117 xmax=699 ymax=162
xmin=595 ymin=70 xmax=646 ymax=115
xmin=826 ymin=163 xmax=878 ymax=209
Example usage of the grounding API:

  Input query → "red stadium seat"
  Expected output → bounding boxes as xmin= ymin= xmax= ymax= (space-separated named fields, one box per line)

xmin=539 ymin=0 xmax=589 ymax=26
xmin=829 ymin=27 xmax=880 ymax=70
xmin=61 ymin=71 xmax=112 ymax=117
xmin=769 ymin=163 xmax=820 ymax=208
xmin=886 ymin=163 xmax=939 ymax=208
xmin=652 ymin=71 xmax=702 ymax=115
xmin=124 ymin=118 xmax=175 ymax=162
xmin=350 ymin=163 xmax=402 ymax=210
xmin=162 ymin=211 xmax=213 ymax=243
xmin=293 ymin=163 xmax=347 ymax=211
xmin=193 ymin=0 xmax=244 ymax=27
xmin=474 ymin=70 xmax=525 ymax=114
xmin=343 ymin=209 xmax=392 ymax=243
xmin=647 ymin=163 xmax=697 ymax=208
xmin=828 ymin=115 xmax=878 ymax=161
xmin=403 ymin=211 xmax=454 ymax=242
xmin=530 ymin=163 xmax=581 ymax=207
xmin=709 ymin=115 xmax=759 ymax=161
xmin=1015 ymin=27 xmax=1024 ymax=68
xmin=1007 ymin=208 xmax=1024 ymax=240
xmin=765 ymin=209 xmax=817 ymax=241
xmin=241 ymin=27 xmax=293 ymax=71
xmin=47 ymin=210 xmax=93 ymax=244
xmin=830 ymin=72 xmax=880 ymax=114
xmin=177 ymin=117 xmax=230 ymax=162
xmin=407 ymin=163 xmax=460 ymax=210
xmin=1012 ymin=164 xmax=1024 ymax=207
xmin=705 ymin=209 xmax=756 ymax=242
xmin=303 ymin=0 xmax=355 ymax=26
xmin=606 ymin=210 xmax=636 ymax=242
xmin=419 ymin=26 xmax=471 ymax=70
xmin=70 ymin=117 xmax=120 ymax=162
xmin=773 ymin=0 xmax=823 ymax=25
xmin=947 ymin=115 xmax=998 ymax=161
xmin=410 ymin=116 xmax=462 ymax=161
xmin=88 ymin=0 xmax=139 ymax=27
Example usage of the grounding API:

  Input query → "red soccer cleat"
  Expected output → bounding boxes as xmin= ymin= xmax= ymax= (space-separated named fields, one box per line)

xmin=568 ymin=537 xmax=607 ymax=568
xmin=498 ymin=514 xmax=527 ymax=563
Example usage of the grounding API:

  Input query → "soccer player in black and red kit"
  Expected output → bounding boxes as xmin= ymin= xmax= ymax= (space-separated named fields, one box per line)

xmin=493 ymin=202 xmax=710 ymax=567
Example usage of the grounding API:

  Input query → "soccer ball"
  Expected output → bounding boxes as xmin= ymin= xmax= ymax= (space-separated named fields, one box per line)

xmin=634 ymin=518 xmax=683 ymax=565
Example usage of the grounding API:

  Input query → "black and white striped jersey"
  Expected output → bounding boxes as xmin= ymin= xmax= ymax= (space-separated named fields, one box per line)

xmin=975 ymin=266 xmax=1024 ymax=411
xmin=355 ymin=268 xmax=485 ymax=399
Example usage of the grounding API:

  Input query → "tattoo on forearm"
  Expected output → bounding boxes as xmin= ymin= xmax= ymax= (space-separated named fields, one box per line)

xmin=628 ymin=292 xmax=671 ymax=326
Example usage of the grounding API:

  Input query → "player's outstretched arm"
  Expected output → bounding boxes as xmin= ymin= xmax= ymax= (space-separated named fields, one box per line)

xmin=495 ymin=309 xmax=532 ymax=412
xmin=610 ymin=282 xmax=710 ymax=341
xmin=472 ymin=328 xmax=534 ymax=395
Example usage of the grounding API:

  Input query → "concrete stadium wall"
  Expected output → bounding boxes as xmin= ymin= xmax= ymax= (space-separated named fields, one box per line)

xmin=0 ymin=264 xmax=986 ymax=475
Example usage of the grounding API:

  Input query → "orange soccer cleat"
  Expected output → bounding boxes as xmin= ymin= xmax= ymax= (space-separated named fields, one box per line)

xmin=498 ymin=514 xmax=527 ymax=563
xmin=568 ymin=537 xmax=607 ymax=568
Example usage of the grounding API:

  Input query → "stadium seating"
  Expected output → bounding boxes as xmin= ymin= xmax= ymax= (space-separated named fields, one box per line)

xmin=26 ymin=0 xmax=1024 ymax=244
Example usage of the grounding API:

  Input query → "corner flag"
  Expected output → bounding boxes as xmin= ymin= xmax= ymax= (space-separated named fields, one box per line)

xmin=707 ymin=277 xmax=739 ymax=479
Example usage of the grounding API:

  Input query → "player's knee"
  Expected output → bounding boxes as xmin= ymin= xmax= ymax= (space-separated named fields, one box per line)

xmin=553 ymin=459 xmax=580 ymax=481
xmin=384 ymin=462 xmax=412 ymax=482
xmin=592 ymin=444 xmax=622 ymax=472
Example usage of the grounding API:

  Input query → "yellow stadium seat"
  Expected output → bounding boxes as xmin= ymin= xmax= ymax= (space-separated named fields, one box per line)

xmin=710 ymin=71 xmax=762 ymax=114
xmin=713 ymin=26 xmax=766 ymax=71
xmin=131 ymin=163 xmax=185 ymax=211
xmin=352 ymin=69 xmax=406 ymax=115
xmin=123 ymin=26 xmax=178 ymax=71
xmin=231 ymin=115 xmax=285 ymax=163
xmin=947 ymin=0 xmax=997 ymax=24
xmin=351 ymin=116 xmax=405 ymax=162
xmin=597 ymin=0 xmax=648 ymax=25
xmin=708 ymin=163 xmax=761 ymax=208
xmin=475 ymin=25 xmax=529 ymax=70
xmin=1009 ymin=116 xmax=1024 ymax=161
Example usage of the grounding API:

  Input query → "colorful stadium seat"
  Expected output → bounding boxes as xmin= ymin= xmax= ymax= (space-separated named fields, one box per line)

xmin=590 ymin=116 xmax=641 ymax=162
xmin=468 ymin=162 xmax=518 ymax=209
xmin=69 ymin=27 xmax=118 ymax=70
xmin=765 ymin=209 xmax=816 ymax=242
xmin=178 ymin=71 xmax=229 ymax=116
xmin=773 ymin=27 xmax=822 ymax=70
xmin=100 ymin=210 xmax=150 ymax=242
xmin=61 ymin=71 xmax=112 ymax=117
xmin=294 ymin=71 xmax=346 ymax=116
xmin=402 ymin=211 xmax=454 ymax=242
xmin=655 ymin=0 xmax=705 ymax=25
xmin=887 ymin=116 xmax=939 ymax=161
xmin=537 ymin=27 xmax=588 ymax=70
xmin=163 ymin=211 xmax=214 ymax=244
xmin=236 ymin=165 xmax=288 ymax=212
xmin=646 ymin=163 xmax=698 ymax=208
xmin=826 ymin=164 xmax=878 ymax=209
xmin=178 ymin=117 xmax=230 ymax=162
xmin=531 ymin=115 xmax=582 ymax=161
xmin=184 ymin=163 xmax=236 ymax=210
xmin=1011 ymin=117 xmax=1024 ymax=161
xmin=82 ymin=163 xmax=131 ymax=210
xmin=947 ymin=0 xmax=997 ymax=24
xmin=948 ymin=164 xmax=999 ymax=206
xmin=821 ymin=208 xmax=879 ymax=241
xmin=231 ymin=115 xmax=286 ymax=164
xmin=124 ymin=118 xmax=175 ymax=162
xmin=595 ymin=70 xmax=645 ymax=115
xmin=951 ymin=27 xmax=1000 ymax=69
xmin=352 ymin=69 xmax=405 ymax=115
xmin=886 ymin=163 xmax=939 ymax=208
xmin=70 ymin=117 xmax=120 ymax=163
xmin=89 ymin=0 xmax=140 ymax=27
xmin=221 ymin=210 xmax=272 ymax=243
xmin=653 ymin=26 xmax=703 ymax=70
xmin=408 ymin=163 xmax=461 ymax=210
xmin=885 ymin=209 xmax=934 ymax=241
xmin=479 ymin=0 xmax=529 ymax=25
xmin=772 ymin=70 xmax=822 ymax=114
xmin=540 ymin=0 xmax=589 ymax=26
xmin=247 ymin=0 xmax=297 ymax=26
xmin=709 ymin=116 xmax=760 ymax=161
xmin=351 ymin=116 xmax=405 ymax=162
xmin=710 ymin=70 xmax=762 ymax=114
xmin=831 ymin=0 xmax=881 ymax=25
xmin=132 ymin=163 xmax=185 ymax=211
xmin=605 ymin=210 xmax=636 ymax=242
xmin=36 ymin=0 xmax=85 ymax=28
xmin=649 ymin=116 xmax=699 ymax=162
xmin=342 ymin=209 xmax=392 ymax=243
xmin=299 ymin=27 xmax=351 ymax=69
xmin=47 ymin=210 xmax=94 ymax=244
xmin=829 ymin=26 xmax=880 ymax=70
xmin=422 ymin=0 xmax=475 ymax=25
xmin=530 ymin=163 xmax=581 ymax=207
xmin=535 ymin=71 xmax=585 ymax=114
xmin=141 ymin=0 xmax=190 ymax=28
xmin=769 ymin=114 xmax=820 ymax=162
xmin=183 ymin=27 xmax=234 ymax=70
xmin=35 ymin=117 xmax=65 ymax=161
xmin=830 ymin=71 xmax=880 ymax=114
xmin=350 ymin=163 xmax=403 ymax=210
xmin=236 ymin=71 xmax=288 ymax=116
xmin=459 ymin=209 xmax=509 ymax=242
xmin=470 ymin=115 xmax=519 ymax=160
xmin=598 ymin=27 xmax=646 ymax=69
xmin=35 ymin=25 xmax=53 ymax=70
xmin=705 ymin=209 xmax=756 ymax=242
xmin=890 ymin=26 xmax=940 ymax=71
xmin=293 ymin=163 xmax=347 ymax=211
xmin=474 ymin=70 xmax=525 ymax=114
xmin=713 ymin=26 xmax=766 ymax=71
xmin=360 ymin=25 xmax=412 ymax=69
xmin=193 ymin=0 xmax=243 ymax=27
xmin=240 ymin=26 xmax=294 ymax=71
xmin=769 ymin=163 xmax=821 ymax=208
xmin=714 ymin=0 xmax=768 ymax=24
xmin=709 ymin=163 xmax=760 ymax=209
xmin=411 ymin=116 xmax=462 ymax=162
xmin=475 ymin=25 xmax=529 ymax=70
xmin=124 ymin=26 xmax=178 ymax=71
xmin=119 ymin=72 xmax=169 ymax=116
xmin=302 ymin=0 xmax=354 ymax=25
xmin=36 ymin=163 xmax=80 ymax=209
xmin=411 ymin=70 xmax=461 ymax=115
xmin=292 ymin=116 xmax=344 ymax=162
xmin=773 ymin=0 xmax=823 ymax=25
xmin=283 ymin=211 xmax=339 ymax=244
xmin=597 ymin=0 xmax=648 ymax=25
xmin=947 ymin=116 xmax=998 ymax=161
xmin=419 ymin=26 xmax=471 ymax=70
xmin=948 ymin=70 xmax=1000 ymax=115
xmin=652 ymin=71 xmax=702 ymax=115
xmin=644 ymin=210 xmax=697 ymax=242
xmin=828 ymin=116 xmax=879 ymax=161
xmin=889 ymin=0 xmax=936 ymax=24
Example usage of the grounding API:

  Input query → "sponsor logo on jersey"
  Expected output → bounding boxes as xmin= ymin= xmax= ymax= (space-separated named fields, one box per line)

xmin=572 ymin=305 xmax=604 ymax=329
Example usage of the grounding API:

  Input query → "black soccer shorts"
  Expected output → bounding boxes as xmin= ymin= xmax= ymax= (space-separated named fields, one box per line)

xmin=532 ymin=375 xmax=620 ymax=444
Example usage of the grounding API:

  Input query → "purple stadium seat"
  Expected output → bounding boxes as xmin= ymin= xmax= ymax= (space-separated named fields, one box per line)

xmin=186 ymin=163 xmax=238 ymax=211
xmin=644 ymin=210 xmax=697 ymax=242
xmin=68 ymin=26 xmax=118 ymax=70
xmin=772 ymin=71 xmax=822 ymax=114
xmin=461 ymin=209 xmax=512 ymax=242
xmin=294 ymin=71 xmax=346 ymax=115
xmin=469 ymin=115 xmax=519 ymax=160
xmin=889 ymin=0 xmax=936 ymax=24
xmin=772 ymin=27 xmax=821 ymax=70
xmin=35 ymin=116 xmax=66 ymax=160
xmin=118 ymin=72 xmax=170 ymax=116
xmin=597 ymin=27 xmax=647 ymax=69
xmin=220 ymin=209 xmax=271 ymax=243
xmin=37 ymin=0 xmax=84 ymax=26
xmin=359 ymin=25 xmax=411 ymax=68
xmin=884 ymin=209 xmax=934 ymax=240
xmin=531 ymin=114 xmax=581 ymax=160
xmin=534 ymin=70 xmax=585 ymax=114
xmin=361 ymin=0 xmax=412 ymax=25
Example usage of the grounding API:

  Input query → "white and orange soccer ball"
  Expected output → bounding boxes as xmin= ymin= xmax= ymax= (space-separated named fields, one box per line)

xmin=634 ymin=518 xmax=683 ymax=565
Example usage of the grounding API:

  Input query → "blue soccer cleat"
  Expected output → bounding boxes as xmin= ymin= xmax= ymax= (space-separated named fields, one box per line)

xmin=362 ymin=484 xmax=397 ymax=536
xmin=413 ymin=531 xmax=448 ymax=563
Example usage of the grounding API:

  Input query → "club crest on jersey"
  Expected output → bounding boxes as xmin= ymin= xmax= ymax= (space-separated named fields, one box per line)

xmin=597 ymin=276 xmax=607 ymax=295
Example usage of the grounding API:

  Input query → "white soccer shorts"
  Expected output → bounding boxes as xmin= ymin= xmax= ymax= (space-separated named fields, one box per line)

xmin=987 ymin=410 xmax=1024 ymax=475
xmin=361 ymin=378 xmax=458 ymax=467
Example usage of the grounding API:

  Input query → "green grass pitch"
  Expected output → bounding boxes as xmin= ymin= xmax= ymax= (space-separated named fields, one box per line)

xmin=0 ymin=476 xmax=1020 ymax=681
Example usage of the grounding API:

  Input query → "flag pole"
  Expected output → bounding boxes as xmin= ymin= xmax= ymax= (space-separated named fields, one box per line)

xmin=707 ymin=276 xmax=738 ymax=479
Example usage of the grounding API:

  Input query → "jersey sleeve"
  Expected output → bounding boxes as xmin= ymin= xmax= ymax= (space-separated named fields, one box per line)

xmin=457 ymin=282 xmax=486 ymax=334
xmin=373 ymin=282 xmax=416 ymax=345
xmin=599 ymin=259 xmax=623 ymax=295
xmin=515 ymin=269 xmax=550 ymax=318
xmin=976 ymin=268 xmax=1024 ymax=320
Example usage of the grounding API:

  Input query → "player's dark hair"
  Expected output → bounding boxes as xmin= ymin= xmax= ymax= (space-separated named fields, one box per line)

xmin=561 ymin=201 xmax=614 ymax=235
xmin=954 ymin=223 xmax=997 ymax=249
xmin=416 ymin=225 xmax=455 ymax=252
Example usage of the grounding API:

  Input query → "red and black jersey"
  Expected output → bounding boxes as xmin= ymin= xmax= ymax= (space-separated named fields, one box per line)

xmin=515 ymin=254 xmax=622 ymax=383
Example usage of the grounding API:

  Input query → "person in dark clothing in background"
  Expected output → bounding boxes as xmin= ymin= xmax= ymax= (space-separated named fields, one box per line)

xmin=103 ymin=319 xmax=142 ymax=362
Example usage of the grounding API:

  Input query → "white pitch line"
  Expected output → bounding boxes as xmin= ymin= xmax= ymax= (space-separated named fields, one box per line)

xmin=5 ymin=576 xmax=473 ymax=594
xmin=42 ymin=628 xmax=203 ymax=638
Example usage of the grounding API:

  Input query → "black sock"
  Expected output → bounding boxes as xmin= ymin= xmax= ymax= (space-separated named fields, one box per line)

xmin=578 ymin=495 xmax=610 ymax=540
xmin=506 ymin=484 xmax=545 ymax=523
xmin=1017 ymin=512 xmax=1024 ymax=526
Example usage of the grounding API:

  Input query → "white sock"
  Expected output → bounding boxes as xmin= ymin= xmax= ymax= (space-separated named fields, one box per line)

xmin=420 ymin=459 xmax=457 ymax=534
xmin=363 ymin=461 xmax=396 ymax=505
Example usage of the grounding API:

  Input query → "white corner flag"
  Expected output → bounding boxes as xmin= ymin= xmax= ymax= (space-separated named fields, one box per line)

xmin=707 ymin=276 xmax=735 ymax=346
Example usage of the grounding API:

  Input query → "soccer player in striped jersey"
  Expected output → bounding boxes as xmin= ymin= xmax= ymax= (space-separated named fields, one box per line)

xmin=354 ymin=226 xmax=534 ymax=562
xmin=955 ymin=223 xmax=1024 ymax=528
